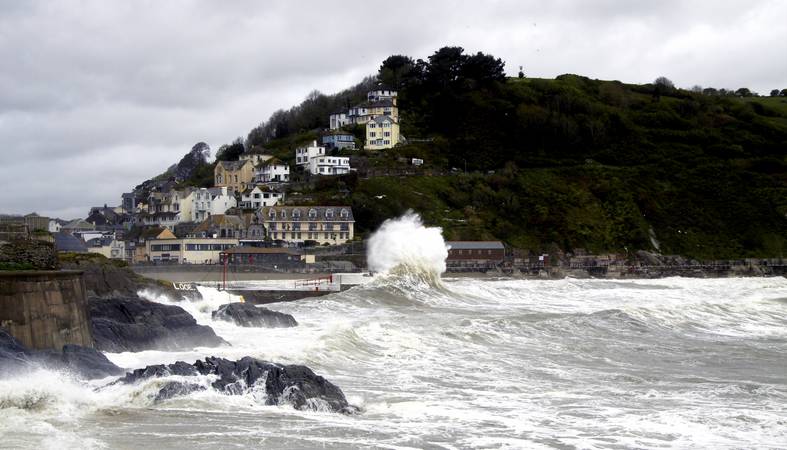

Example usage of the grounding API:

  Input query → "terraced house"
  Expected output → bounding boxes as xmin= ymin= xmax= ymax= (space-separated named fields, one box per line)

xmin=261 ymin=206 xmax=354 ymax=245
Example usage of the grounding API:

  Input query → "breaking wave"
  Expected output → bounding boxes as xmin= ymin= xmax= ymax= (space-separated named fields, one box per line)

xmin=366 ymin=211 xmax=449 ymax=290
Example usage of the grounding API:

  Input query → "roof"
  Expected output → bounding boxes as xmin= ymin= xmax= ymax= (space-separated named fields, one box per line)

xmin=192 ymin=215 xmax=245 ymax=233
xmin=141 ymin=227 xmax=172 ymax=239
xmin=260 ymin=157 xmax=286 ymax=167
xmin=62 ymin=219 xmax=95 ymax=230
xmin=371 ymin=115 xmax=396 ymax=124
xmin=53 ymin=232 xmax=88 ymax=252
xmin=323 ymin=129 xmax=354 ymax=136
xmin=217 ymin=160 xmax=252 ymax=171
xmin=446 ymin=241 xmax=505 ymax=250
xmin=260 ymin=206 xmax=354 ymax=222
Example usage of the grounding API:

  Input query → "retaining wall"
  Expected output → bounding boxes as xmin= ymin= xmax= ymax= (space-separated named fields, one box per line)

xmin=0 ymin=270 xmax=93 ymax=350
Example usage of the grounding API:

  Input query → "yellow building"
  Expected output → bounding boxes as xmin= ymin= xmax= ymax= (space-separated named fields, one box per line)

xmin=214 ymin=159 xmax=255 ymax=194
xmin=365 ymin=116 xmax=400 ymax=150
xmin=261 ymin=206 xmax=354 ymax=245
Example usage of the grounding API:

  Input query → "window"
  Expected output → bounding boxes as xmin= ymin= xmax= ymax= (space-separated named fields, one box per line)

xmin=254 ymin=193 xmax=260 ymax=199
xmin=369 ymin=123 xmax=376 ymax=128
xmin=340 ymin=208 xmax=349 ymax=219
xmin=234 ymin=175 xmax=238 ymax=182
xmin=293 ymin=209 xmax=301 ymax=219
xmin=280 ymin=210 xmax=287 ymax=219
xmin=268 ymin=209 xmax=276 ymax=219
xmin=308 ymin=209 xmax=317 ymax=219
xmin=369 ymin=132 xmax=376 ymax=137
xmin=325 ymin=209 xmax=334 ymax=219
xmin=384 ymin=132 xmax=390 ymax=137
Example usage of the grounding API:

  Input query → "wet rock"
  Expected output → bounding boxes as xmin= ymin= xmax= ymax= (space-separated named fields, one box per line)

xmin=0 ymin=328 xmax=33 ymax=375
xmin=154 ymin=381 xmax=207 ymax=402
xmin=1 ymin=327 xmax=123 ymax=379
xmin=211 ymin=302 xmax=298 ymax=328
xmin=89 ymin=296 xmax=228 ymax=352
xmin=59 ymin=344 xmax=125 ymax=379
xmin=121 ymin=356 xmax=355 ymax=413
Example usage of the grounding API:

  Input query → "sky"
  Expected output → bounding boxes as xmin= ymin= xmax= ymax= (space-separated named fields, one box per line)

xmin=1 ymin=0 xmax=786 ymax=219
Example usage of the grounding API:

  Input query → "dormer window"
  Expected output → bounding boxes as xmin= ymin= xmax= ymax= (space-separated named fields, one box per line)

xmin=325 ymin=208 xmax=334 ymax=219
xmin=268 ymin=209 xmax=276 ymax=219
xmin=293 ymin=209 xmax=301 ymax=219
xmin=340 ymin=208 xmax=349 ymax=219
xmin=280 ymin=210 xmax=287 ymax=219
xmin=308 ymin=208 xmax=317 ymax=219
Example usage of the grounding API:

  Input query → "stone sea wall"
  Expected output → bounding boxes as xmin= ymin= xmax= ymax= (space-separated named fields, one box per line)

xmin=0 ymin=270 xmax=93 ymax=350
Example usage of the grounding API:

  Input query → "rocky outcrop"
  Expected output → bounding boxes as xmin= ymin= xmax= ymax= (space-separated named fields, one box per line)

xmin=89 ymin=297 xmax=228 ymax=352
xmin=1 ymin=327 xmax=123 ymax=379
xmin=212 ymin=302 xmax=298 ymax=328
xmin=120 ymin=356 xmax=357 ymax=414
xmin=59 ymin=253 xmax=201 ymax=301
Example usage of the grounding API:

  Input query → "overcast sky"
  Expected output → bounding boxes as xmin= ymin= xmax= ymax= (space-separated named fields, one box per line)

xmin=2 ymin=0 xmax=786 ymax=219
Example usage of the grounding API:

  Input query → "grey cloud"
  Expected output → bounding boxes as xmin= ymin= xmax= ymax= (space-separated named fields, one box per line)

xmin=1 ymin=0 xmax=785 ymax=218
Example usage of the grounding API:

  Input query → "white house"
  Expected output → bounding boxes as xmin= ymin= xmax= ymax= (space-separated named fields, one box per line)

xmin=239 ymin=186 xmax=284 ymax=209
xmin=187 ymin=187 xmax=236 ymax=222
xmin=255 ymin=158 xmax=290 ymax=183
xmin=295 ymin=141 xmax=325 ymax=166
xmin=329 ymin=112 xmax=350 ymax=130
xmin=48 ymin=220 xmax=61 ymax=233
xmin=367 ymin=88 xmax=398 ymax=103
xmin=308 ymin=155 xmax=351 ymax=176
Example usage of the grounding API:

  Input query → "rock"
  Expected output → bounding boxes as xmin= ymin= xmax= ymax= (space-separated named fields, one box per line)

xmin=0 ymin=327 xmax=33 ymax=375
xmin=2 ymin=327 xmax=123 ymax=379
xmin=120 ymin=356 xmax=356 ymax=414
xmin=60 ymin=254 xmax=202 ymax=301
xmin=59 ymin=344 xmax=124 ymax=379
xmin=89 ymin=296 xmax=228 ymax=352
xmin=635 ymin=250 xmax=662 ymax=266
xmin=211 ymin=302 xmax=298 ymax=328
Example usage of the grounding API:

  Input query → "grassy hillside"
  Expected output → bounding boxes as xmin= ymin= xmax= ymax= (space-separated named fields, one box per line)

xmin=230 ymin=47 xmax=786 ymax=259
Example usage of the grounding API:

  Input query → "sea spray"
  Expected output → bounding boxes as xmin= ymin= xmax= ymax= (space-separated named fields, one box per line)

xmin=366 ymin=211 xmax=448 ymax=286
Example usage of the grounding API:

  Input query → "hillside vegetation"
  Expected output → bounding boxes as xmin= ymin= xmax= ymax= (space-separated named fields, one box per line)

xmin=223 ymin=47 xmax=787 ymax=259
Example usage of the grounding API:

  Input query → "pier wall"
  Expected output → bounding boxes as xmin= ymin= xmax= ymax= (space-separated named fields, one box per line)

xmin=0 ymin=270 xmax=93 ymax=350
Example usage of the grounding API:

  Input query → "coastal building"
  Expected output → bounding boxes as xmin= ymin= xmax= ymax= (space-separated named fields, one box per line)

xmin=24 ymin=214 xmax=51 ymax=233
xmin=254 ymin=158 xmax=290 ymax=184
xmin=145 ymin=237 xmax=238 ymax=263
xmin=445 ymin=241 xmax=505 ymax=269
xmin=238 ymin=147 xmax=274 ymax=167
xmin=322 ymin=131 xmax=356 ymax=150
xmin=329 ymin=112 xmax=350 ymax=130
xmin=222 ymin=246 xmax=312 ymax=269
xmin=261 ymin=206 xmax=354 ymax=245
xmin=367 ymin=88 xmax=398 ymax=103
xmin=307 ymin=155 xmax=351 ymax=176
xmin=347 ymin=98 xmax=398 ymax=125
xmin=295 ymin=141 xmax=351 ymax=175
xmin=85 ymin=235 xmax=126 ymax=260
xmin=365 ymin=115 xmax=400 ymax=150
xmin=190 ymin=214 xmax=246 ymax=239
xmin=48 ymin=219 xmax=62 ymax=233
xmin=139 ymin=211 xmax=180 ymax=230
xmin=121 ymin=192 xmax=138 ymax=213
xmin=187 ymin=187 xmax=236 ymax=222
xmin=238 ymin=186 xmax=284 ymax=209
xmin=295 ymin=141 xmax=326 ymax=166
xmin=214 ymin=159 xmax=255 ymax=194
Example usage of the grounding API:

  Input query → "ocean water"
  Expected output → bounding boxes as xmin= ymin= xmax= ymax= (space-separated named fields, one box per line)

xmin=1 ymin=215 xmax=786 ymax=449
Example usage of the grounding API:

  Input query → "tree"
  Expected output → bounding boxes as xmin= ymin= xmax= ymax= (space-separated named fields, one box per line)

xmin=735 ymin=87 xmax=752 ymax=97
xmin=426 ymin=46 xmax=468 ymax=88
xmin=652 ymin=76 xmax=675 ymax=100
xmin=461 ymin=51 xmax=506 ymax=86
xmin=215 ymin=137 xmax=245 ymax=161
xmin=702 ymin=87 xmax=718 ymax=96
xmin=781 ymin=89 xmax=787 ymax=97
xmin=378 ymin=55 xmax=416 ymax=90
xmin=771 ymin=89 xmax=781 ymax=97
xmin=691 ymin=85 xmax=703 ymax=93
